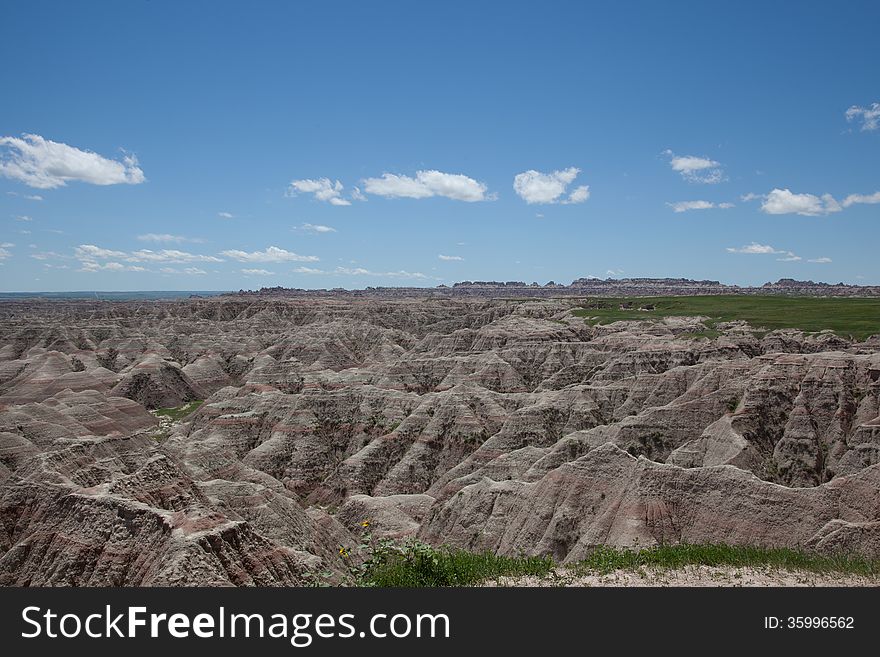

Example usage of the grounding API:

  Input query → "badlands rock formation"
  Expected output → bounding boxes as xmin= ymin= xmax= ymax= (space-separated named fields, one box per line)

xmin=0 ymin=296 xmax=878 ymax=585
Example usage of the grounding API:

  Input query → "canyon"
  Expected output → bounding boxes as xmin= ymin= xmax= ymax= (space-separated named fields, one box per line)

xmin=0 ymin=294 xmax=878 ymax=585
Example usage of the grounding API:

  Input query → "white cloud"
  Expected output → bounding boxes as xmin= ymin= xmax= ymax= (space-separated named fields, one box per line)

xmin=777 ymin=252 xmax=802 ymax=262
xmin=663 ymin=150 xmax=725 ymax=184
xmin=0 ymin=134 xmax=145 ymax=189
xmin=760 ymin=188 xmax=841 ymax=216
xmin=351 ymin=186 xmax=367 ymax=202
xmin=741 ymin=192 xmax=761 ymax=202
xmin=842 ymin=191 xmax=880 ymax=207
xmin=0 ymin=247 xmax=11 ymax=260
xmin=293 ymin=265 xmax=433 ymax=280
xmin=667 ymin=200 xmax=734 ymax=213
xmin=75 ymin=244 xmax=127 ymax=259
xmin=730 ymin=246 xmax=830 ymax=265
xmin=363 ymin=170 xmax=490 ymax=202
xmin=241 ymin=268 xmax=275 ymax=275
xmin=287 ymin=178 xmax=351 ymax=205
xmin=298 ymin=223 xmax=337 ymax=234
xmin=438 ymin=254 xmax=463 ymax=261
xmin=15 ymin=215 xmax=33 ymax=222
xmin=128 ymin=249 xmax=221 ymax=263
xmin=1 ymin=242 xmax=14 ymax=247
xmin=6 ymin=191 xmax=43 ymax=201
xmin=137 ymin=233 xmax=204 ymax=243
xmin=30 ymin=250 xmax=65 ymax=261
xmin=75 ymin=244 xmax=222 ymax=268
xmin=845 ymin=102 xmax=880 ymax=131
xmin=78 ymin=261 xmax=146 ymax=273
xmin=217 ymin=211 xmax=234 ymax=219
xmin=220 ymin=246 xmax=319 ymax=263
xmin=512 ymin=167 xmax=590 ymax=204
xmin=157 ymin=266 xmax=207 ymax=275
xmin=726 ymin=242 xmax=785 ymax=254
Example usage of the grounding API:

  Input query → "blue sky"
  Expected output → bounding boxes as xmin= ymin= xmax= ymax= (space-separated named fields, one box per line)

xmin=1 ymin=0 xmax=879 ymax=291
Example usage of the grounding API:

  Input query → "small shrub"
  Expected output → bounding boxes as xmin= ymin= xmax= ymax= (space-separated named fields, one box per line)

xmin=96 ymin=347 xmax=119 ymax=371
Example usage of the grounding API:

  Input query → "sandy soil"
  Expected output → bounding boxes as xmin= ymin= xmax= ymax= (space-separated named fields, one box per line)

xmin=483 ymin=565 xmax=880 ymax=587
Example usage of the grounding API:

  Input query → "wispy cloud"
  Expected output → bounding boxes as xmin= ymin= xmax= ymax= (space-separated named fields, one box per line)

xmin=0 ymin=134 xmax=144 ymax=189
xmin=363 ymin=170 xmax=491 ymax=202
xmin=663 ymin=150 xmax=725 ymax=184
xmin=30 ymin=250 xmax=65 ymax=261
xmin=158 ymin=266 xmax=207 ymax=275
xmin=128 ymin=249 xmax=221 ymax=263
xmin=15 ymin=215 xmax=33 ymax=222
xmin=726 ymin=242 xmax=784 ymax=254
xmin=79 ymin=261 xmax=147 ymax=273
xmin=293 ymin=265 xmax=433 ymax=280
xmin=845 ymin=102 xmax=880 ymax=131
xmin=6 ymin=191 xmax=43 ymax=201
xmin=667 ymin=200 xmax=735 ymax=213
xmin=726 ymin=243 xmax=817 ymax=263
xmin=513 ymin=167 xmax=589 ymax=204
xmin=287 ymin=178 xmax=351 ymax=205
xmin=438 ymin=254 xmax=463 ymax=261
xmin=760 ymin=188 xmax=841 ymax=216
xmin=842 ymin=191 xmax=880 ymax=207
xmin=217 ymin=211 xmax=234 ymax=219
xmin=75 ymin=244 xmax=223 ymax=267
xmin=241 ymin=268 xmax=275 ymax=275
xmin=808 ymin=257 xmax=832 ymax=264
xmin=220 ymin=246 xmax=319 ymax=263
xmin=0 ymin=246 xmax=12 ymax=260
xmin=297 ymin=223 xmax=337 ymax=234
xmin=137 ymin=233 xmax=205 ymax=244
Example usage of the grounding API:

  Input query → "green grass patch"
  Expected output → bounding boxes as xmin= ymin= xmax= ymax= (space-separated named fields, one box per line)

xmin=354 ymin=542 xmax=879 ymax=585
xmin=572 ymin=296 xmax=880 ymax=340
xmin=154 ymin=399 xmax=203 ymax=422
xmin=569 ymin=544 xmax=880 ymax=577
xmin=356 ymin=540 xmax=553 ymax=587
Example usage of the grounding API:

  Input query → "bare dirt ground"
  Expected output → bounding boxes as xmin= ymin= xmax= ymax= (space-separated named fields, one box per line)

xmin=485 ymin=566 xmax=880 ymax=587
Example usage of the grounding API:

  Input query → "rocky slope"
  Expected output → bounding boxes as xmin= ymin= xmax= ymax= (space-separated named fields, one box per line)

xmin=0 ymin=296 xmax=878 ymax=585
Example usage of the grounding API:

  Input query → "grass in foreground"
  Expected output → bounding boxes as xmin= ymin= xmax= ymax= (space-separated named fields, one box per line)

xmin=154 ymin=399 xmax=203 ymax=421
xmin=354 ymin=541 xmax=879 ymax=586
xmin=571 ymin=295 xmax=880 ymax=341
xmin=356 ymin=540 xmax=553 ymax=587
xmin=569 ymin=544 xmax=880 ymax=578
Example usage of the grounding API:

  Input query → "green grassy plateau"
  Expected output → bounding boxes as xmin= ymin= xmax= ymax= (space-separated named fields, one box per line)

xmin=571 ymin=295 xmax=880 ymax=340
xmin=356 ymin=542 xmax=880 ymax=587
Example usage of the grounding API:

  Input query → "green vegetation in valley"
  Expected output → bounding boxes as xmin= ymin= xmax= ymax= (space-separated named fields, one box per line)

xmin=350 ymin=541 xmax=878 ymax=586
xmin=569 ymin=543 xmax=880 ymax=577
xmin=571 ymin=296 xmax=880 ymax=340
xmin=352 ymin=539 xmax=553 ymax=587
xmin=154 ymin=399 xmax=203 ymax=422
